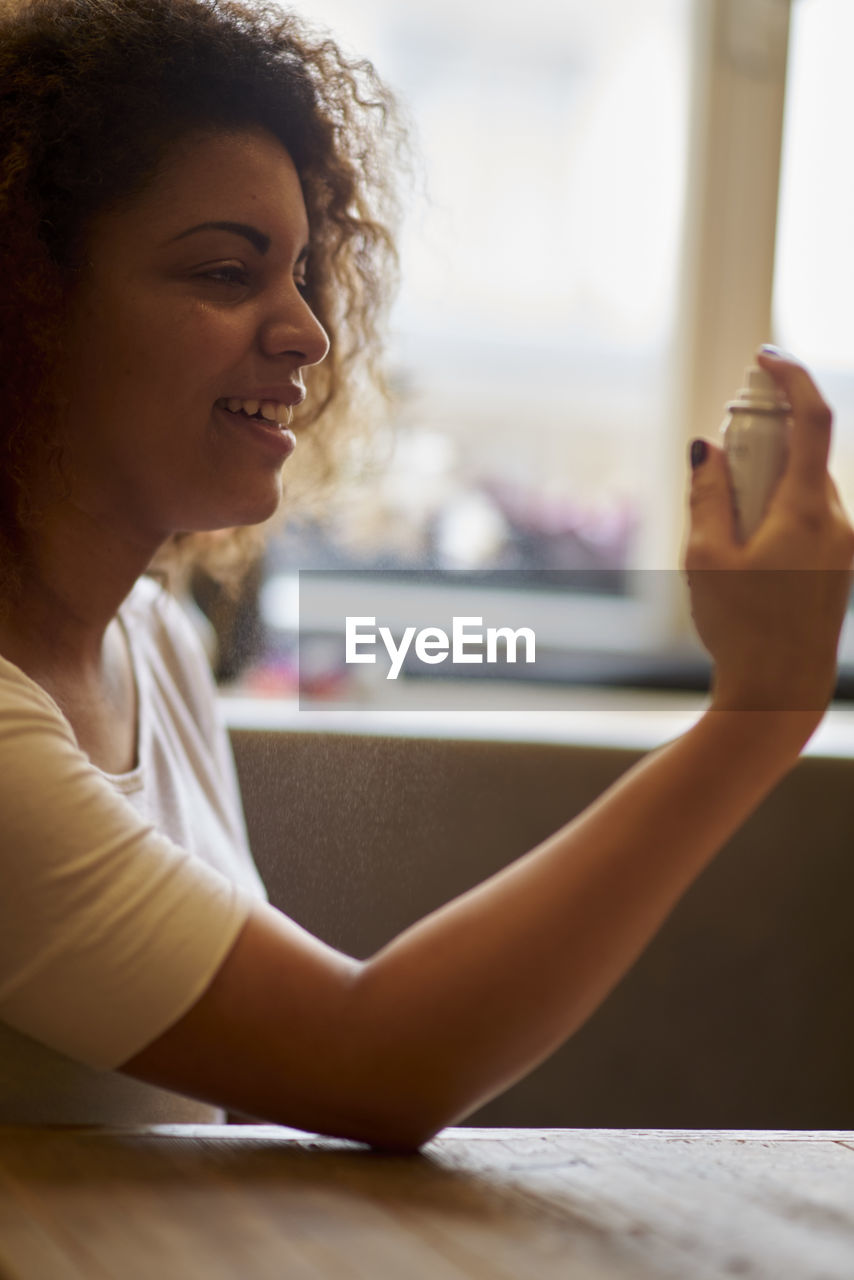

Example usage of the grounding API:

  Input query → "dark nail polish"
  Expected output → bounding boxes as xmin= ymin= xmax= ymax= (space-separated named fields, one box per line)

xmin=690 ymin=438 xmax=708 ymax=469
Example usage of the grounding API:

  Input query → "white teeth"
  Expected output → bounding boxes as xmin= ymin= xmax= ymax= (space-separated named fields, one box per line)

xmin=220 ymin=397 xmax=294 ymax=426
xmin=260 ymin=401 xmax=294 ymax=426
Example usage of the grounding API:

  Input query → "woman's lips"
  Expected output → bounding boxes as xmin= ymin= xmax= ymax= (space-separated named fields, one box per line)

xmin=214 ymin=402 xmax=297 ymax=458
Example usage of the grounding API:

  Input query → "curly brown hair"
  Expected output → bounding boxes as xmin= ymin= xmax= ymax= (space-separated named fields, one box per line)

xmin=0 ymin=0 xmax=408 ymax=592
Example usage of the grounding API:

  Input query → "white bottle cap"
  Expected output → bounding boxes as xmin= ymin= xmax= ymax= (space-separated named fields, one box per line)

xmin=727 ymin=365 xmax=791 ymax=413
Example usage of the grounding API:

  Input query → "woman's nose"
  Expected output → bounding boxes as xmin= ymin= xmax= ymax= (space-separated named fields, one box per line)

xmin=259 ymin=289 xmax=330 ymax=368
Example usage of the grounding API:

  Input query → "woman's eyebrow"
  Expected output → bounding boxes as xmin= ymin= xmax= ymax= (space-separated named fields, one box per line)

xmin=168 ymin=220 xmax=272 ymax=255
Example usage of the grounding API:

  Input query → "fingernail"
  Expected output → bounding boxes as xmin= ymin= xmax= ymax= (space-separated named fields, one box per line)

xmin=758 ymin=343 xmax=783 ymax=358
xmin=690 ymin=438 xmax=708 ymax=469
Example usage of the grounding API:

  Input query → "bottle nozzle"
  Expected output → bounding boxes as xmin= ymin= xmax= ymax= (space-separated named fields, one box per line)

xmin=744 ymin=366 xmax=779 ymax=398
xmin=728 ymin=364 xmax=791 ymax=413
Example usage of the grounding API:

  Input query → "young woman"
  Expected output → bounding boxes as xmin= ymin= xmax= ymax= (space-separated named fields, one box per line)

xmin=0 ymin=0 xmax=851 ymax=1150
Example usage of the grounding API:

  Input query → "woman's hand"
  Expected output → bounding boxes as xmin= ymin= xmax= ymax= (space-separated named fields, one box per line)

xmin=685 ymin=350 xmax=854 ymax=717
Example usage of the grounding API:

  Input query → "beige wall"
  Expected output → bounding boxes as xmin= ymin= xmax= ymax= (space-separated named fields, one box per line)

xmin=232 ymin=729 xmax=854 ymax=1129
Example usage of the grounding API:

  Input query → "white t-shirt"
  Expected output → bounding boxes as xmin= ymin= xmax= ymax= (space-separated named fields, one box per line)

xmin=0 ymin=575 xmax=268 ymax=1123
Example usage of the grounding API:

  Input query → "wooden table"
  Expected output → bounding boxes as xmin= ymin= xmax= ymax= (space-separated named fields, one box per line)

xmin=2 ymin=1125 xmax=854 ymax=1279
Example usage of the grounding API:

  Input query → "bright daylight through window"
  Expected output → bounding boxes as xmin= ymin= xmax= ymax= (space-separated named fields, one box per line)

xmin=773 ymin=0 xmax=854 ymax=503
xmin=194 ymin=0 xmax=854 ymax=705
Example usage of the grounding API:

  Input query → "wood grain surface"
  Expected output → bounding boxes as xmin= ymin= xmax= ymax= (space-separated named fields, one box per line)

xmin=1 ymin=1126 xmax=853 ymax=1279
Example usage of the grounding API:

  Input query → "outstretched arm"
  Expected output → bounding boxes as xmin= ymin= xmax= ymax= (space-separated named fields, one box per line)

xmin=123 ymin=353 xmax=854 ymax=1151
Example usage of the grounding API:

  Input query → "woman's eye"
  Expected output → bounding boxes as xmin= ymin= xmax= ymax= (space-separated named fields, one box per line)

xmin=197 ymin=266 xmax=250 ymax=288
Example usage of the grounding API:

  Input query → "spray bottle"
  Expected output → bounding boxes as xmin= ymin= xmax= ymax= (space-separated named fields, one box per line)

xmin=722 ymin=364 xmax=791 ymax=543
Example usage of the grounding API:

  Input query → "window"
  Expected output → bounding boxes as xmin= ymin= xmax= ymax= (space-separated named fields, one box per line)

xmin=774 ymin=0 xmax=854 ymax=509
xmin=774 ymin=0 xmax=854 ymax=668
xmin=204 ymin=0 xmax=853 ymax=703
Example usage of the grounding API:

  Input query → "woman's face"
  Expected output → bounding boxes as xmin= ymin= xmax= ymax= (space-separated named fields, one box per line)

xmin=55 ymin=127 xmax=330 ymax=546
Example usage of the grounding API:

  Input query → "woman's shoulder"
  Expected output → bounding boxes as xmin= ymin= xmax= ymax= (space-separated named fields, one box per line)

xmin=121 ymin=574 xmax=219 ymax=725
xmin=0 ymin=645 xmax=77 ymax=744
xmin=122 ymin=575 xmax=212 ymax=664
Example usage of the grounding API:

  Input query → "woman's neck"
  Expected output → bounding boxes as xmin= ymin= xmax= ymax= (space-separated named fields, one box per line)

xmin=1 ymin=500 xmax=161 ymax=676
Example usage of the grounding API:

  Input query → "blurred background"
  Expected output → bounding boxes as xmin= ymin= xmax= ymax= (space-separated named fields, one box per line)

xmin=193 ymin=0 xmax=854 ymax=703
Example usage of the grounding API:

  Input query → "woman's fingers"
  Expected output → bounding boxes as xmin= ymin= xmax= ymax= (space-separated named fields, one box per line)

xmin=683 ymin=352 xmax=854 ymax=714
xmin=685 ymin=439 xmax=736 ymax=568
xmin=755 ymin=351 xmax=854 ymax=568
xmin=756 ymin=349 xmax=833 ymax=491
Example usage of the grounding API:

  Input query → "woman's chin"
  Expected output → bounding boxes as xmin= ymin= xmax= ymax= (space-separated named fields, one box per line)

xmin=211 ymin=481 xmax=284 ymax=530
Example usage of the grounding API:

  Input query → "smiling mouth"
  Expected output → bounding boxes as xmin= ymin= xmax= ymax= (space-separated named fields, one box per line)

xmin=215 ymin=397 xmax=294 ymax=427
